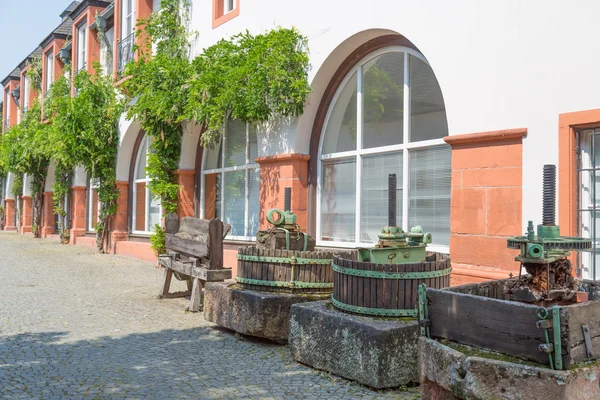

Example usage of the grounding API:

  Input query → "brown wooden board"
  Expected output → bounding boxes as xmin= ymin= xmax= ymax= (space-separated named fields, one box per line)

xmin=179 ymin=217 xmax=211 ymax=234
xmin=427 ymin=288 xmax=549 ymax=365
xmin=160 ymin=258 xmax=231 ymax=281
xmin=562 ymin=300 xmax=600 ymax=367
xmin=208 ymin=219 xmax=224 ymax=269
xmin=165 ymin=234 xmax=209 ymax=258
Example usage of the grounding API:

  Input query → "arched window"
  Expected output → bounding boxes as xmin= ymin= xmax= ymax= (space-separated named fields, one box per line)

xmin=201 ymin=119 xmax=260 ymax=239
xmin=317 ymin=47 xmax=451 ymax=249
xmin=132 ymin=135 xmax=161 ymax=233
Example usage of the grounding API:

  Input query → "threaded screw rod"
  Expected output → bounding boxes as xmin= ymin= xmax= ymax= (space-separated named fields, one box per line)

xmin=542 ymin=164 xmax=556 ymax=226
xmin=388 ymin=174 xmax=397 ymax=227
xmin=284 ymin=187 xmax=291 ymax=212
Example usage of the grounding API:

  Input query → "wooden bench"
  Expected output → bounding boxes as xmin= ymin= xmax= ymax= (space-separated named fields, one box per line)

xmin=158 ymin=215 xmax=232 ymax=312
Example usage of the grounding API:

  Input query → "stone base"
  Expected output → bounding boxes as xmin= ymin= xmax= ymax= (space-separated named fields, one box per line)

xmin=289 ymin=300 xmax=419 ymax=389
xmin=204 ymin=282 xmax=329 ymax=343
xmin=419 ymin=337 xmax=600 ymax=400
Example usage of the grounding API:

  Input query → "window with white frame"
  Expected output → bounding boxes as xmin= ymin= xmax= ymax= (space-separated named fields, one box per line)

xmin=577 ymin=128 xmax=600 ymax=280
xmin=45 ymin=51 xmax=54 ymax=93
xmin=77 ymin=23 xmax=87 ymax=72
xmin=22 ymin=76 xmax=30 ymax=112
xmin=201 ymin=119 xmax=260 ymax=239
xmin=122 ymin=0 xmax=136 ymax=39
xmin=317 ymin=47 xmax=451 ymax=250
xmin=224 ymin=0 xmax=235 ymax=13
xmin=87 ymin=179 xmax=100 ymax=231
xmin=132 ymin=135 xmax=161 ymax=234
xmin=5 ymin=87 xmax=10 ymax=128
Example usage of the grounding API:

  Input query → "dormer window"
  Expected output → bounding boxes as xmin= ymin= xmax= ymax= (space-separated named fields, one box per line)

xmin=77 ymin=23 xmax=87 ymax=72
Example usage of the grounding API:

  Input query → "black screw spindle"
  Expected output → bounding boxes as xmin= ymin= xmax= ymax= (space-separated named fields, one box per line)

xmin=284 ymin=187 xmax=291 ymax=212
xmin=388 ymin=174 xmax=397 ymax=227
xmin=542 ymin=165 xmax=556 ymax=226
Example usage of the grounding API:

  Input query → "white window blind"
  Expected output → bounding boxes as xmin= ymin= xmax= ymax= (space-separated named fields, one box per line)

xmin=317 ymin=47 xmax=451 ymax=249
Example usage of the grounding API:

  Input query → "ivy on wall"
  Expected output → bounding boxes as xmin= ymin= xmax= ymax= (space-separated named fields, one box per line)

xmin=1 ymin=0 xmax=311 ymax=256
xmin=122 ymin=0 xmax=311 ymax=253
xmin=0 ymin=59 xmax=51 ymax=238
xmin=47 ymin=63 xmax=123 ymax=250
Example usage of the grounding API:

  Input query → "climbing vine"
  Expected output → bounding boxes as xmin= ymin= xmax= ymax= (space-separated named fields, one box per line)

xmin=0 ymin=58 xmax=51 ymax=238
xmin=187 ymin=28 xmax=311 ymax=147
xmin=45 ymin=62 xmax=122 ymax=250
xmin=121 ymin=0 xmax=193 ymax=216
xmin=122 ymin=0 xmax=311 ymax=253
xmin=67 ymin=64 xmax=122 ymax=250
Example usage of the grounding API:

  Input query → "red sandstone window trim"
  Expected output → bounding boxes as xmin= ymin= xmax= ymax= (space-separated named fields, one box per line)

xmin=212 ymin=0 xmax=240 ymax=29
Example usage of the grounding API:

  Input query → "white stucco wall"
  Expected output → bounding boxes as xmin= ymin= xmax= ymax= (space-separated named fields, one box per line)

xmin=185 ymin=0 xmax=600 ymax=230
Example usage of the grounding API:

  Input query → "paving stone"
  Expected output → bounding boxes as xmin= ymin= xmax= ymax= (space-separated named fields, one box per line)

xmin=0 ymin=233 xmax=419 ymax=399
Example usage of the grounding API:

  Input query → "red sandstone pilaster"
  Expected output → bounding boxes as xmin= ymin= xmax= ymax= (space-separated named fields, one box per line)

xmin=255 ymin=154 xmax=310 ymax=231
xmin=70 ymin=186 xmax=87 ymax=244
xmin=4 ymin=199 xmax=16 ymax=231
xmin=41 ymin=192 xmax=55 ymax=238
xmin=21 ymin=196 xmax=33 ymax=234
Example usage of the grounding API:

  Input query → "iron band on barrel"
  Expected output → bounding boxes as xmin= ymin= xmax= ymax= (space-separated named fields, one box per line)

xmin=331 ymin=296 xmax=418 ymax=317
xmin=332 ymin=263 xmax=451 ymax=279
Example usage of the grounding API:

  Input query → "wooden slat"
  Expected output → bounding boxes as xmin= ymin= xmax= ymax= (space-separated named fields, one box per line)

xmin=165 ymin=234 xmax=208 ymax=258
xmin=563 ymin=300 xmax=600 ymax=367
xmin=208 ymin=219 xmax=224 ymax=269
xmin=428 ymin=288 xmax=549 ymax=365
xmin=179 ymin=217 xmax=211 ymax=233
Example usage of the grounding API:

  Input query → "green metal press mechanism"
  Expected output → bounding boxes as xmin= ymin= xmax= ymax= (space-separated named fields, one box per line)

xmin=506 ymin=164 xmax=592 ymax=302
xmin=331 ymin=174 xmax=451 ymax=318
xmin=358 ymin=174 xmax=432 ymax=264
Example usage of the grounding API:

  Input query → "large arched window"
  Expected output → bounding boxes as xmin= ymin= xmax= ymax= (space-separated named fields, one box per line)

xmin=317 ymin=47 xmax=451 ymax=250
xmin=132 ymin=135 xmax=161 ymax=233
xmin=200 ymin=119 xmax=260 ymax=240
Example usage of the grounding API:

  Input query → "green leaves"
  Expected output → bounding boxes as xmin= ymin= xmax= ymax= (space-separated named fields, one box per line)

xmin=122 ymin=1 xmax=311 ymax=222
xmin=188 ymin=28 xmax=311 ymax=147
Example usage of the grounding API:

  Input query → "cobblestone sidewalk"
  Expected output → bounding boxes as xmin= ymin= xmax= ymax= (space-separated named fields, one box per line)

xmin=0 ymin=233 xmax=419 ymax=399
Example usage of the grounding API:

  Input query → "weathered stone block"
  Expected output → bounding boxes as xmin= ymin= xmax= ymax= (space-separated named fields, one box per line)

xmin=289 ymin=300 xmax=419 ymax=389
xmin=419 ymin=337 xmax=600 ymax=400
xmin=204 ymin=282 xmax=328 ymax=342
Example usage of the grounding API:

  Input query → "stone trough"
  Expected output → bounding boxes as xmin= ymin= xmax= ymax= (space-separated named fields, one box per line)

xmin=419 ymin=278 xmax=600 ymax=399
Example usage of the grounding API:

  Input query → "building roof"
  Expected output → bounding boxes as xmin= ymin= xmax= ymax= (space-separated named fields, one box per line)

xmin=1 ymin=68 xmax=22 ymax=87
xmin=69 ymin=0 xmax=111 ymax=21
xmin=18 ymin=47 xmax=43 ymax=71
xmin=40 ymin=17 xmax=74 ymax=50
xmin=60 ymin=1 xmax=81 ymax=20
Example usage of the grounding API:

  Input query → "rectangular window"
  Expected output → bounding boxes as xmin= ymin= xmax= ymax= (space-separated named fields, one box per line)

xmin=202 ymin=120 xmax=259 ymax=240
xmin=22 ymin=76 xmax=29 ymax=112
xmin=122 ymin=0 xmax=136 ymax=39
xmin=45 ymin=51 xmax=54 ymax=93
xmin=212 ymin=0 xmax=240 ymax=28
xmin=578 ymin=128 xmax=600 ymax=280
xmin=77 ymin=24 xmax=87 ymax=72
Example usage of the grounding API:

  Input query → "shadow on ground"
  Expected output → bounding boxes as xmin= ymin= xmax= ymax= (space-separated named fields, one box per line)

xmin=0 ymin=326 xmax=418 ymax=399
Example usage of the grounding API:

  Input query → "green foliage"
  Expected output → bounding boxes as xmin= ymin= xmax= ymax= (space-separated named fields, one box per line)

xmin=149 ymin=224 xmax=166 ymax=256
xmin=11 ymin=173 xmax=23 ymax=199
xmin=122 ymin=0 xmax=311 ymax=229
xmin=61 ymin=64 xmax=122 ymax=250
xmin=187 ymin=28 xmax=311 ymax=147
xmin=121 ymin=0 xmax=192 ymax=215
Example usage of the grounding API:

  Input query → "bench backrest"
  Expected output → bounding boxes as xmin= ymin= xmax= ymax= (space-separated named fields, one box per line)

xmin=164 ymin=215 xmax=229 ymax=269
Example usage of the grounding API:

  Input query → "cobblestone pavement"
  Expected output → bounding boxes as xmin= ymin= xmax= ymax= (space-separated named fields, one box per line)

xmin=0 ymin=233 xmax=419 ymax=399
